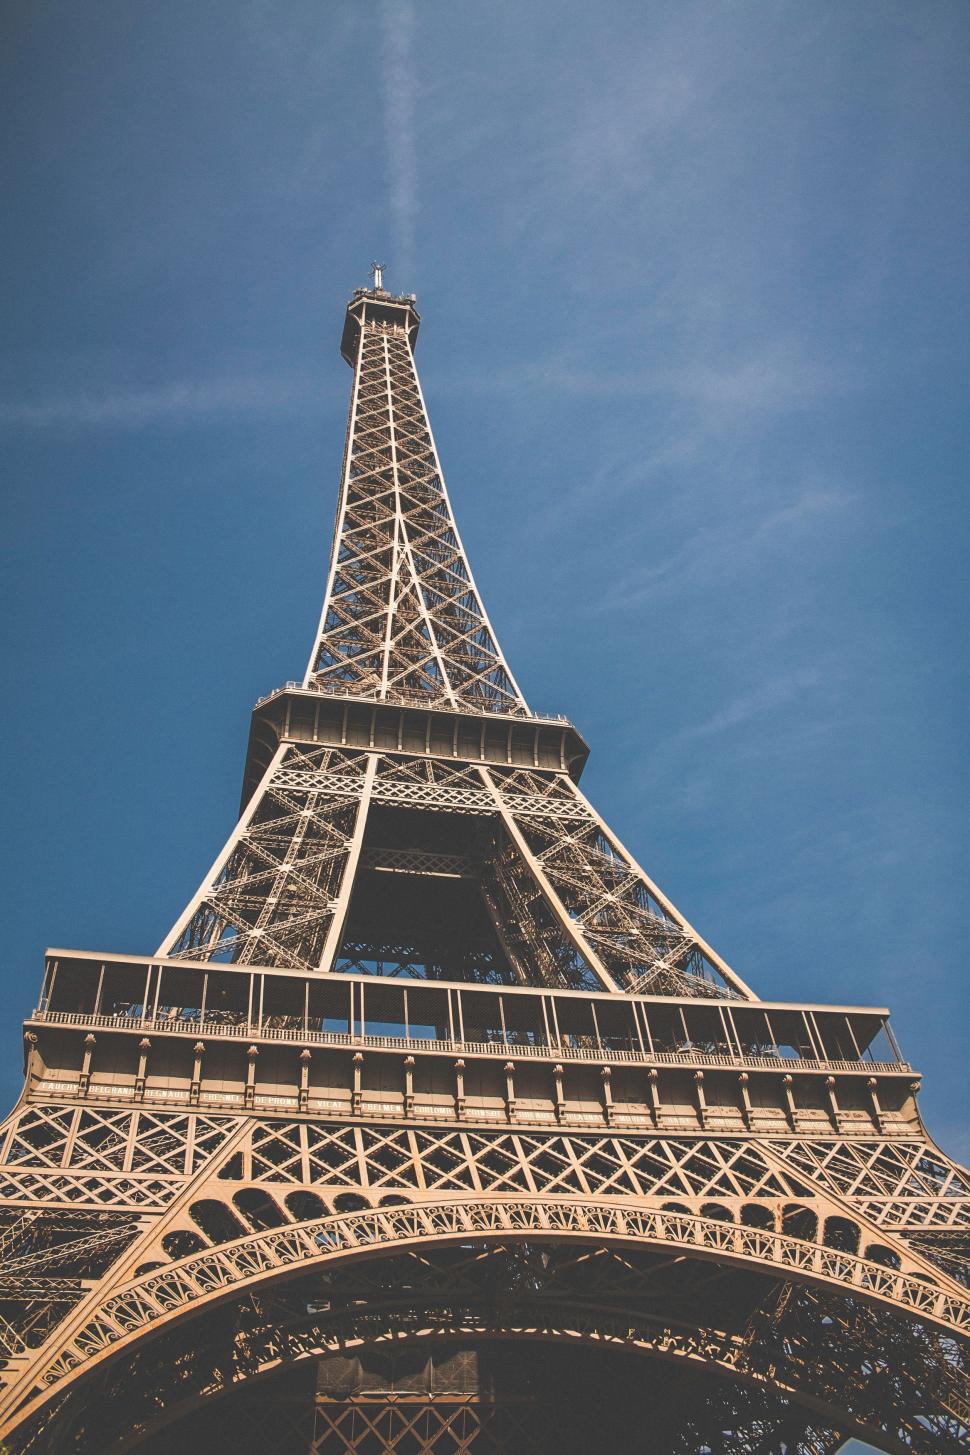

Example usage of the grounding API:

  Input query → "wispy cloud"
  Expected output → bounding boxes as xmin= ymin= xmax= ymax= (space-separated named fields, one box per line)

xmin=657 ymin=343 xmax=859 ymax=416
xmin=639 ymin=663 xmax=837 ymax=808
xmin=683 ymin=665 xmax=825 ymax=741
xmin=381 ymin=0 xmax=418 ymax=283
xmin=432 ymin=336 xmax=859 ymax=417
xmin=0 ymin=374 xmax=323 ymax=430
xmin=598 ymin=485 xmax=853 ymax=611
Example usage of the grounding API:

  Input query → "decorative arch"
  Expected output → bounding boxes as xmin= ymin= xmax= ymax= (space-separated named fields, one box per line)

xmin=2 ymin=1195 xmax=967 ymax=1450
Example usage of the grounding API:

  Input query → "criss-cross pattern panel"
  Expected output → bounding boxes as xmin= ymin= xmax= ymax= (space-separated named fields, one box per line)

xmin=227 ymin=1121 xmax=813 ymax=1205
xmin=485 ymin=766 xmax=750 ymax=999
xmin=306 ymin=325 xmax=526 ymax=715
xmin=768 ymin=1139 xmax=970 ymax=1229
xmin=311 ymin=1397 xmax=555 ymax=1454
xmin=372 ymin=755 xmax=495 ymax=815
xmin=0 ymin=1104 xmax=239 ymax=1209
xmin=162 ymin=746 xmax=370 ymax=969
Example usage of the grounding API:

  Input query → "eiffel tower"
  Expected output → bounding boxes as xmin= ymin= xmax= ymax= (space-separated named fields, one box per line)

xmin=0 ymin=271 xmax=967 ymax=1455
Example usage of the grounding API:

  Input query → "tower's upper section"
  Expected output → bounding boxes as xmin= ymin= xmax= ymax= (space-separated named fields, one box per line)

xmin=304 ymin=282 xmax=529 ymax=716
xmin=340 ymin=283 xmax=421 ymax=365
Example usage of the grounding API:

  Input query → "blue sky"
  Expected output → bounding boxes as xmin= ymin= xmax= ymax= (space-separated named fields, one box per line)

xmin=1 ymin=6 xmax=968 ymax=1441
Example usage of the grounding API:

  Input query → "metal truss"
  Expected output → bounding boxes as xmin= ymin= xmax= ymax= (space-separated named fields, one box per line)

xmin=214 ymin=1118 xmax=952 ymax=1217
xmin=22 ymin=1196 xmax=970 ymax=1377
xmin=2 ymin=1101 xmax=968 ymax=1231
xmin=766 ymin=1139 xmax=970 ymax=1230
xmin=0 ymin=1209 xmax=142 ymax=1360
xmin=304 ymin=319 xmax=526 ymax=715
xmin=0 ymin=1104 xmax=238 ymax=1198
xmin=156 ymin=742 xmax=751 ymax=997
xmin=260 ymin=292 xmax=746 ymax=991
xmin=0 ymin=1099 xmax=965 ymax=1444
xmin=160 ymin=746 xmax=372 ymax=969
xmin=2 ymin=281 xmax=968 ymax=1451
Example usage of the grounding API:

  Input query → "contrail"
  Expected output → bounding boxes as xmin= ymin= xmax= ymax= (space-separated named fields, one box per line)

xmin=0 ymin=374 xmax=321 ymax=430
xmin=380 ymin=0 xmax=417 ymax=284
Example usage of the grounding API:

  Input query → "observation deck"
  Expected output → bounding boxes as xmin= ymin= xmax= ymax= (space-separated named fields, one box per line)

xmin=242 ymin=685 xmax=590 ymax=808
xmin=23 ymin=949 xmax=920 ymax=1142
xmin=340 ymin=284 xmax=421 ymax=364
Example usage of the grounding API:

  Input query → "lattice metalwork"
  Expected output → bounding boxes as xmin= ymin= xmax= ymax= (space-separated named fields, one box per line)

xmin=161 ymin=736 xmax=751 ymax=994
xmin=305 ymin=318 xmax=525 ymax=715
xmin=0 ymin=1209 xmax=142 ymax=1360
xmin=768 ymin=1139 xmax=970 ymax=1229
xmin=221 ymin=1120 xmax=819 ymax=1201
xmin=160 ymin=746 xmax=371 ymax=969
xmin=484 ymin=764 xmax=750 ymax=997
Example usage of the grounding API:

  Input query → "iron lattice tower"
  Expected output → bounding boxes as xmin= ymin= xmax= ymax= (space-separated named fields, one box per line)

xmin=0 ymin=278 xmax=967 ymax=1455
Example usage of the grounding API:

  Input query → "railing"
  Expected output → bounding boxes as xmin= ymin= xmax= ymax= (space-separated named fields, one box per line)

xmin=27 ymin=1010 xmax=911 ymax=1075
xmin=252 ymin=681 xmax=572 ymax=726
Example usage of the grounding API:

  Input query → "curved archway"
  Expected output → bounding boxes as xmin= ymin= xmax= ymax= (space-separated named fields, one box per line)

xmin=284 ymin=1188 xmax=328 ymax=1222
xmin=699 ymin=1201 xmax=733 ymax=1223
xmin=19 ymin=1252 xmax=964 ymax=1455
xmin=160 ymin=1230 xmax=205 ymax=1261
xmin=188 ymin=1198 xmax=246 ymax=1245
xmin=783 ymin=1203 xmax=817 ymax=1240
xmin=2 ymin=1195 xmax=966 ymax=1451
xmin=823 ymin=1215 xmax=860 ymax=1254
xmin=333 ymin=1191 xmax=371 ymax=1213
xmin=865 ymin=1242 xmax=901 ymax=1271
xmin=232 ymin=1187 xmax=287 ymax=1232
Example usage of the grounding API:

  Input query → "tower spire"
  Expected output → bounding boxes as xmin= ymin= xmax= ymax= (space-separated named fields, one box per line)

xmin=308 ymin=283 xmax=527 ymax=715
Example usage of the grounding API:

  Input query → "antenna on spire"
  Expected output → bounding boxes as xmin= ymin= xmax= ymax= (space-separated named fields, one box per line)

xmin=370 ymin=261 xmax=385 ymax=291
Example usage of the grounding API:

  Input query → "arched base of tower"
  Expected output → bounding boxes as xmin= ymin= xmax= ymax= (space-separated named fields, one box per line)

xmin=12 ymin=1235 xmax=967 ymax=1455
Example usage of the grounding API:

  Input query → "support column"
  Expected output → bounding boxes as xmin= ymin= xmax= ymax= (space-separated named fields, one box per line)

xmin=867 ymin=1076 xmax=885 ymax=1132
xmin=299 ymin=1049 xmax=311 ymax=1111
xmin=504 ymin=1061 xmax=517 ymax=1122
xmin=738 ymin=1071 xmax=752 ymax=1129
xmin=601 ymin=1065 xmax=614 ymax=1126
xmin=479 ymin=769 xmax=619 ymax=993
xmin=352 ymin=1052 xmax=363 ymax=1116
xmin=190 ymin=1042 xmax=204 ymax=1106
xmin=319 ymin=756 xmax=378 ymax=970
xmin=647 ymin=1067 xmax=661 ymax=1126
xmin=825 ymin=1075 xmax=840 ymax=1130
xmin=781 ymin=1073 xmax=796 ymax=1129
xmin=693 ymin=1069 xmax=707 ymax=1128
xmin=22 ymin=1033 xmax=38 ymax=1090
xmin=136 ymin=1038 xmax=151 ymax=1101
xmin=78 ymin=1034 xmax=96 ymax=1097
xmin=245 ymin=1045 xmax=258 ymax=1108
xmin=552 ymin=1064 xmax=566 ymax=1124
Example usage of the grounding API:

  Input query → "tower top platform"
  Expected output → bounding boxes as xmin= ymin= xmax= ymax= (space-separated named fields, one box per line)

xmin=340 ymin=284 xmax=421 ymax=364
